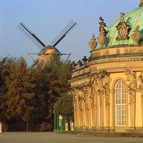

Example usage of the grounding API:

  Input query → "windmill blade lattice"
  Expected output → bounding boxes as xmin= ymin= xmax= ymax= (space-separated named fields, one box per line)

xmin=51 ymin=20 xmax=76 ymax=47
xmin=18 ymin=23 xmax=45 ymax=49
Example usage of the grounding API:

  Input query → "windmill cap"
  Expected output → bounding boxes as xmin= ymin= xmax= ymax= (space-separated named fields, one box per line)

xmin=140 ymin=0 xmax=143 ymax=7
xmin=38 ymin=45 xmax=59 ymax=55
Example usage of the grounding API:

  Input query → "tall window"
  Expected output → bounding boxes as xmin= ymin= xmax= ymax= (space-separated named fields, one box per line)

xmin=115 ymin=80 xmax=126 ymax=126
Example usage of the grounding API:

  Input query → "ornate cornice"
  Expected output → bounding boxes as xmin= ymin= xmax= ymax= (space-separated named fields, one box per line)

xmin=90 ymin=45 xmax=143 ymax=62
xmin=88 ymin=57 xmax=143 ymax=66
xmin=68 ymin=73 xmax=90 ymax=82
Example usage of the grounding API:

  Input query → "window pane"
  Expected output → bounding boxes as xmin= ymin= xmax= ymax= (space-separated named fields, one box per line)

xmin=115 ymin=80 xmax=126 ymax=126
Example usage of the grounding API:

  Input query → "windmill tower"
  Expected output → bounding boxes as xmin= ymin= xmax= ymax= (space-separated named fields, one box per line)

xmin=18 ymin=20 xmax=76 ymax=68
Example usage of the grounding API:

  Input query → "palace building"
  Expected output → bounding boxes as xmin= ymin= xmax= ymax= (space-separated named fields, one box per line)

xmin=69 ymin=0 xmax=143 ymax=132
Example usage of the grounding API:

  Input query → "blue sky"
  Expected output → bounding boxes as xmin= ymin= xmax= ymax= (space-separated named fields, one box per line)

xmin=0 ymin=0 xmax=138 ymax=65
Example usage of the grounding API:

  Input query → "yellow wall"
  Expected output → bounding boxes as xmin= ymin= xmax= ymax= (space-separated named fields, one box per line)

xmin=109 ymin=72 xmax=143 ymax=129
xmin=71 ymin=70 xmax=143 ymax=132
xmin=110 ymin=72 xmax=127 ymax=129
xmin=136 ymin=72 xmax=142 ymax=127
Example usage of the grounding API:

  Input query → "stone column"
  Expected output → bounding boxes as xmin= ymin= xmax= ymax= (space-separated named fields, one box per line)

xmin=105 ymin=97 xmax=110 ymax=130
xmin=91 ymin=88 xmax=96 ymax=129
xmin=75 ymin=90 xmax=80 ymax=129
xmin=101 ymin=71 xmax=110 ymax=130
xmin=82 ymin=90 xmax=86 ymax=129
xmin=72 ymin=89 xmax=80 ymax=129
xmin=86 ymin=86 xmax=92 ymax=129
xmin=104 ymin=84 xmax=110 ymax=130
xmin=138 ymin=72 xmax=143 ymax=127
xmin=82 ymin=87 xmax=89 ymax=129
xmin=96 ymin=94 xmax=100 ymax=129
xmin=141 ymin=95 xmax=143 ymax=127
xmin=129 ymin=93 xmax=136 ymax=128
xmin=100 ymin=93 xmax=104 ymax=129
xmin=78 ymin=90 xmax=85 ymax=129
xmin=73 ymin=95 xmax=77 ymax=127
xmin=78 ymin=95 xmax=82 ymax=128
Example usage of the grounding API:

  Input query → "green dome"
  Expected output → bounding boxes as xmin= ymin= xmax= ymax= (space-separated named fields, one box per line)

xmin=105 ymin=6 xmax=143 ymax=47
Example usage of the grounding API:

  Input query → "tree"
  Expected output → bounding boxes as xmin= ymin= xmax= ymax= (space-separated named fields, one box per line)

xmin=54 ymin=92 xmax=73 ymax=116
xmin=0 ymin=57 xmax=16 ymax=129
xmin=0 ymin=57 xmax=36 ymax=127
xmin=32 ymin=58 xmax=72 ymax=128
xmin=0 ymin=56 xmax=72 ymax=131
xmin=54 ymin=92 xmax=73 ymax=130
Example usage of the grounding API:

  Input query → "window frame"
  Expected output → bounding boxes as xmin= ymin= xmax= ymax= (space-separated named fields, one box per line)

xmin=115 ymin=80 xmax=126 ymax=126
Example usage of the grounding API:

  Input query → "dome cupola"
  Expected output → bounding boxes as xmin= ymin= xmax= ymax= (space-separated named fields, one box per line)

xmin=103 ymin=1 xmax=143 ymax=48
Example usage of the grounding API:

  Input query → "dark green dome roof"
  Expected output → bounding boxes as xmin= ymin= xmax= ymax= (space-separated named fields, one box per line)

xmin=105 ymin=6 xmax=143 ymax=47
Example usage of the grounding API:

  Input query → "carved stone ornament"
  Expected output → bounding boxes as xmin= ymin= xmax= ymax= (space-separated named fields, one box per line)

xmin=77 ymin=60 xmax=83 ymax=69
xmin=91 ymin=73 xmax=104 ymax=96
xmin=82 ymin=56 xmax=88 ymax=66
xmin=138 ymin=72 xmax=143 ymax=96
xmin=97 ymin=28 xmax=107 ymax=48
xmin=100 ymin=70 xmax=110 ymax=106
xmin=131 ymin=25 xmax=142 ymax=45
xmin=99 ymin=17 xmax=107 ymax=36
xmin=78 ymin=95 xmax=84 ymax=111
xmin=125 ymin=69 xmax=137 ymax=104
xmin=88 ymin=34 xmax=97 ymax=50
xmin=71 ymin=61 xmax=76 ymax=71
xmin=116 ymin=13 xmax=130 ymax=40
xmin=82 ymin=88 xmax=90 ymax=111
xmin=97 ymin=17 xmax=107 ymax=48
xmin=90 ymin=70 xmax=110 ymax=106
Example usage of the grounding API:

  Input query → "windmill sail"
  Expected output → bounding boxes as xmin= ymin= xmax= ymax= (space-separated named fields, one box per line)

xmin=18 ymin=23 xmax=45 ymax=49
xmin=18 ymin=20 xmax=76 ymax=68
xmin=51 ymin=20 xmax=76 ymax=47
xmin=31 ymin=59 xmax=39 ymax=68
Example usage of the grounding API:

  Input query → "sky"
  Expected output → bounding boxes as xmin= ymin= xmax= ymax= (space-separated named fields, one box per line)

xmin=0 ymin=0 xmax=138 ymax=65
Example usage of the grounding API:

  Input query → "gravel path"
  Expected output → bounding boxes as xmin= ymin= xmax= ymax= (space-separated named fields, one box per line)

xmin=0 ymin=132 xmax=143 ymax=143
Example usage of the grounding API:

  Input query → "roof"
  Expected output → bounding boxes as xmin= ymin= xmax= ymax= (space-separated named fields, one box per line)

xmin=105 ymin=6 xmax=143 ymax=47
xmin=38 ymin=45 xmax=59 ymax=55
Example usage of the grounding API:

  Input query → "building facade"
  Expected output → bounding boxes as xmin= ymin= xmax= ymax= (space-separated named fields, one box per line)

xmin=69 ymin=0 xmax=143 ymax=132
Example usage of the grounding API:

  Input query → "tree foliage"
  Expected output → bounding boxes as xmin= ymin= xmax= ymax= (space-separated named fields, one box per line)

xmin=32 ymin=58 xmax=72 ymax=123
xmin=54 ymin=92 xmax=73 ymax=116
xmin=0 ymin=57 xmax=36 ymax=121
xmin=0 ymin=56 xmax=72 ymax=131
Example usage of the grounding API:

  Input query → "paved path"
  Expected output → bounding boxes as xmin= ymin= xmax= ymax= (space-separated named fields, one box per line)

xmin=0 ymin=132 xmax=143 ymax=143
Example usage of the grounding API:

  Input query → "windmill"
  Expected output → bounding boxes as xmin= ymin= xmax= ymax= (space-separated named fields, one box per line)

xmin=18 ymin=20 xmax=76 ymax=68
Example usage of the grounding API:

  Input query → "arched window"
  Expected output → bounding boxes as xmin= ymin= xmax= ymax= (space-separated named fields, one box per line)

xmin=115 ymin=80 xmax=126 ymax=126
